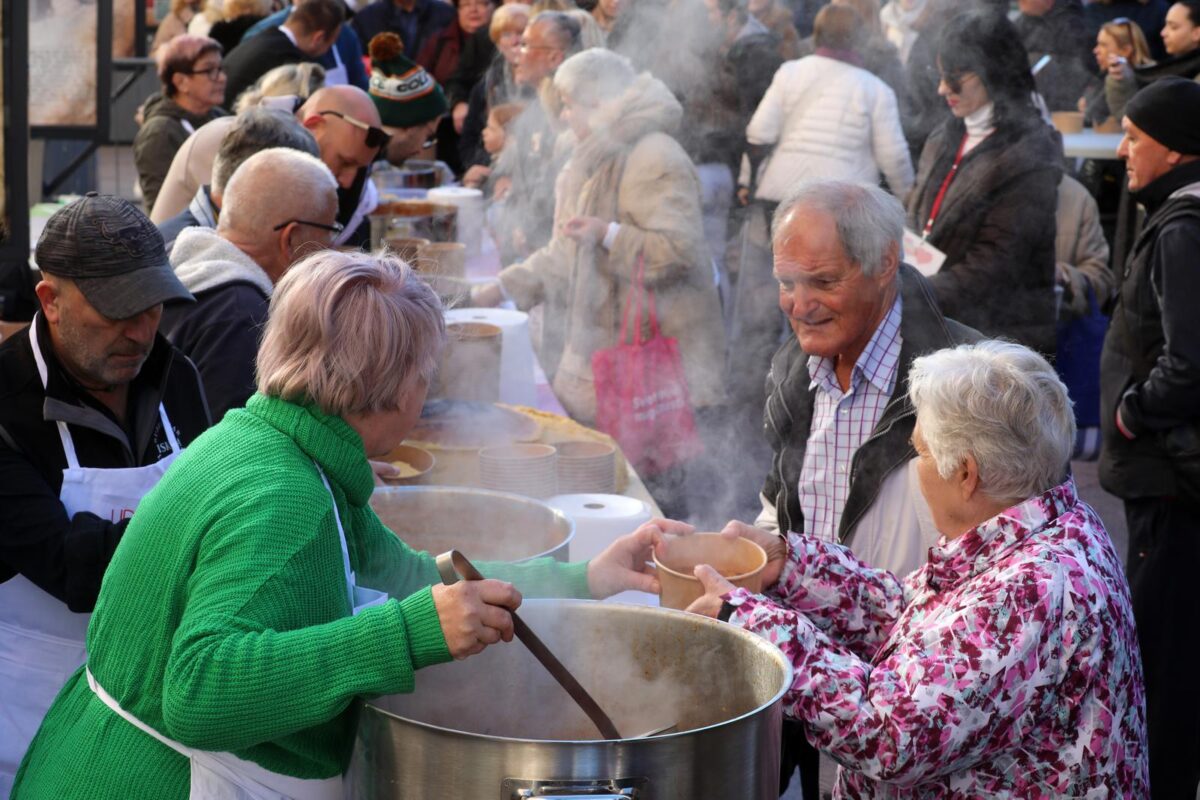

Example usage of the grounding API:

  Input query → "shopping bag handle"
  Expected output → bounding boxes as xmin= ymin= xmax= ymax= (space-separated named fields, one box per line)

xmin=618 ymin=253 xmax=660 ymax=346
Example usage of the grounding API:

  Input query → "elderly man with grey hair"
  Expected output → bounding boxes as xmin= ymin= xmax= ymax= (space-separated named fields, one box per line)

xmin=157 ymin=106 xmax=320 ymax=254
xmin=685 ymin=340 xmax=1148 ymax=796
xmin=716 ymin=178 xmax=979 ymax=797
xmin=160 ymin=147 xmax=340 ymax=420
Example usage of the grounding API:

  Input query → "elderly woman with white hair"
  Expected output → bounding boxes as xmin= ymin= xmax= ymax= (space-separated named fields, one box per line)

xmin=12 ymin=251 xmax=678 ymax=799
xmin=686 ymin=340 xmax=1149 ymax=795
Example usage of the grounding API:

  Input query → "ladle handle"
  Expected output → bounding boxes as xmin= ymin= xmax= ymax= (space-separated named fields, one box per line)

xmin=436 ymin=550 xmax=623 ymax=740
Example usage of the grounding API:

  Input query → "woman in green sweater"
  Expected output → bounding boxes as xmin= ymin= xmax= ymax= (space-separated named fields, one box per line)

xmin=12 ymin=250 xmax=678 ymax=799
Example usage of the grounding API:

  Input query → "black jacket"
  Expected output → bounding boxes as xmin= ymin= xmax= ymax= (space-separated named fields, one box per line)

xmin=1099 ymin=160 xmax=1200 ymax=501
xmin=0 ymin=315 xmax=211 ymax=610
xmin=351 ymin=0 xmax=455 ymax=63
xmin=1015 ymin=0 xmax=1093 ymax=112
xmin=908 ymin=115 xmax=1062 ymax=356
xmin=222 ymin=27 xmax=316 ymax=109
xmin=762 ymin=264 xmax=981 ymax=543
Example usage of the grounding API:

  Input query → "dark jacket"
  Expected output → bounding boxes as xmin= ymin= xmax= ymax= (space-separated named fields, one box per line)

xmin=443 ymin=27 xmax=496 ymax=107
xmin=902 ymin=20 xmax=951 ymax=160
xmin=246 ymin=9 xmax=370 ymax=91
xmin=222 ymin=27 xmax=316 ymax=109
xmin=1015 ymin=0 xmax=1094 ymax=112
xmin=160 ymin=226 xmax=274 ymax=421
xmin=416 ymin=17 xmax=464 ymax=86
xmin=209 ymin=13 xmax=266 ymax=53
xmin=907 ymin=115 xmax=1062 ymax=356
xmin=133 ymin=95 xmax=227 ymax=212
xmin=158 ymin=185 xmax=218 ymax=255
xmin=0 ymin=315 xmax=211 ymax=610
xmin=351 ymin=0 xmax=455 ymax=64
xmin=1099 ymin=160 xmax=1200 ymax=501
xmin=762 ymin=264 xmax=981 ymax=543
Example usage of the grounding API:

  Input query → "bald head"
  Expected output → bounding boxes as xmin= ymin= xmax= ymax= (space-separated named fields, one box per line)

xmin=299 ymin=85 xmax=383 ymax=187
xmin=218 ymin=148 xmax=340 ymax=282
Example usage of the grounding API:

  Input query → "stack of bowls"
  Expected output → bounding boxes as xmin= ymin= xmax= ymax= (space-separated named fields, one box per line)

xmin=479 ymin=444 xmax=558 ymax=498
xmin=555 ymin=440 xmax=617 ymax=494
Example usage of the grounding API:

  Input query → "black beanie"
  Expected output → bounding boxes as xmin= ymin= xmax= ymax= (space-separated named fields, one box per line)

xmin=1125 ymin=77 xmax=1200 ymax=156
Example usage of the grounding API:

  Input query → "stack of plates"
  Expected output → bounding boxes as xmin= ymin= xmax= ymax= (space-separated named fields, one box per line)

xmin=556 ymin=440 xmax=616 ymax=494
xmin=479 ymin=444 xmax=558 ymax=498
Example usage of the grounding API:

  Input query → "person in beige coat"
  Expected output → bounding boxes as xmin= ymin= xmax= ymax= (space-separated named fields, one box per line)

xmin=476 ymin=49 xmax=726 ymax=425
xmin=473 ymin=49 xmax=726 ymax=519
xmin=1056 ymin=173 xmax=1115 ymax=321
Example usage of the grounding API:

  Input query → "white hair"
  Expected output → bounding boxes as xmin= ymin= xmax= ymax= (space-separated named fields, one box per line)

xmin=772 ymin=180 xmax=905 ymax=277
xmin=218 ymin=147 xmax=338 ymax=244
xmin=552 ymin=48 xmax=635 ymax=108
xmin=908 ymin=340 xmax=1076 ymax=503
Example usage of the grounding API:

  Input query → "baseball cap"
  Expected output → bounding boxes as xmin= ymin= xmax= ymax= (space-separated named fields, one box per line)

xmin=35 ymin=193 xmax=194 ymax=319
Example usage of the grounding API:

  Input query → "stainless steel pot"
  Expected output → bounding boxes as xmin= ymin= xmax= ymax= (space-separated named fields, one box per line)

xmin=346 ymin=600 xmax=791 ymax=799
xmin=369 ymin=486 xmax=573 ymax=562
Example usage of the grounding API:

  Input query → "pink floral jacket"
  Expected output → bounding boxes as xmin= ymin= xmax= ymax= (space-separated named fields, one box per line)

xmin=725 ymin=479 xmax=1149 ymax=797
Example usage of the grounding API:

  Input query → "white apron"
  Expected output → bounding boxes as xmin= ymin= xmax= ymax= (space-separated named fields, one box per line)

xmin=0 ymin=318 xmax=182 ymax=795
xmin=84 ymin=464 xmax=386 ymax=799
xmin=323 ymin=44 xmax=349 ymax=87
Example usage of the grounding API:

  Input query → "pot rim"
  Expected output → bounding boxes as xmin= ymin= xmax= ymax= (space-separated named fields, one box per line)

xmin=370 ymin=485 xmax=575 ymax=562
xmin=361 ymin=598 xmax=794 ymax=743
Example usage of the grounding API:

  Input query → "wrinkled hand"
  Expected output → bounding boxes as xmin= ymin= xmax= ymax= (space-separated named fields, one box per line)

xmin=685 ymin=564 xmax=736 ymax=618
xmin=561 ymin=216 xmax=608 ymax=247
xmin=469 ymin=281 xmax=504 ymax=308
xmin=452 ymin=102 xmax=469 ymax=135
xmin=587 ymin=518 xmax=695 ymax=599
xmin=463 ymin=164 xmax=492 ymax=189
xmin=719 ymin=520 xmax=787 ymax=588
xmin=431 ymin=579 xmax=522 ymax=659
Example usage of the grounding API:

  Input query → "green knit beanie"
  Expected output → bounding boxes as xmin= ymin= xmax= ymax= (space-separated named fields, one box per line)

xmin=367 ymin=33 xmax=449 ymax=129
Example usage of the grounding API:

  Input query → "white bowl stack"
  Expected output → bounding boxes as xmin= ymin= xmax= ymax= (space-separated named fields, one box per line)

xmin=479 ymin=444 xmax=558 ymax=499
xmin=555 ymin=440 xmax=617 ymax=494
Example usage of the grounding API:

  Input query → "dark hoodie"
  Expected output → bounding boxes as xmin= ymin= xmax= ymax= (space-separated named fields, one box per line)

xmin=133 ymin=94 xmax=227 ymax=212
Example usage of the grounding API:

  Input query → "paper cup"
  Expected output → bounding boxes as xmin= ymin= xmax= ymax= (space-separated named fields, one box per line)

xmin=653 ymin=534 xmax=767 ymax=610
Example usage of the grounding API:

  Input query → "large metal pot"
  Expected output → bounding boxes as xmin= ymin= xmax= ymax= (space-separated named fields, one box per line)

xmin=346 ymin=600 xmax=791 ymax=799
xmin=370 ymin=486 xmax=573 ymax=562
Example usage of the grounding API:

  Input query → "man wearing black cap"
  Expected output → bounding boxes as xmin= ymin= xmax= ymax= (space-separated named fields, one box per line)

xmin=0 ymin=194 xmax=211 ymax=794
xmin=1099 ymin=76 xmax=1200 ymax=796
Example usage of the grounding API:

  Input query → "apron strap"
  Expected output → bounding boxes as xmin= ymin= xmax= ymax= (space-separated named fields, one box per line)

xmin=87 ymin=667 xmax=192 ymax=758
xmin=29 ymin=316 xmax=83 ymax=470
xmin=180 ymin=119 xmax=196 ymax=136
xmin=315 ymin=464 xmax=355 ymax=609
xmin=158 ymin=404 xmax=182 ymax=454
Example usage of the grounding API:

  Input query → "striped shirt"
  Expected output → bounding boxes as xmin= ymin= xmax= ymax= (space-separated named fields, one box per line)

xmin=798 ymin=295 xmax=903 ymax=542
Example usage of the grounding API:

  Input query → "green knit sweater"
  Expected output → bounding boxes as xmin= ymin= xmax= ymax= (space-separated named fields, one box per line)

xmin=13 ymin=394 xmax=590 ymax=798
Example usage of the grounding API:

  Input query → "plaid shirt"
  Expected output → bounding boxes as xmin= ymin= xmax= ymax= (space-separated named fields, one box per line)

xmin=798 ymin=296 xmax=903 ymax=542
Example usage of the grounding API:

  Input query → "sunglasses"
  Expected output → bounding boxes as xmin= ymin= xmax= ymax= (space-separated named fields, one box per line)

xmin=938 ymin=70 xmax=977 ymax=94
xmin=273 ymin=218 xmax=345 ymax=235
xmin=317 ymin=110 xmax=393 ymax=150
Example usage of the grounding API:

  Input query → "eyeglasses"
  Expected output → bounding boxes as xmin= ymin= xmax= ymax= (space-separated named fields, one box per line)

xmin=938 ymin=70 xmax=978 ymax=94
xmin=317 ymin=110 xmax=393 ymax=150
xmin=518 ymin=41 xmax=563 ymax=53
xmin=273 ymin=219 xmax=345 ymax=235
xmin=184 ymin=63 xmax=225 ymax=80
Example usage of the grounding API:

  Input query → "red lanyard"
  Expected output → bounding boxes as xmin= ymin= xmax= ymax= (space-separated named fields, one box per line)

xmin=922 ymin=132 xmax=969 ymax=239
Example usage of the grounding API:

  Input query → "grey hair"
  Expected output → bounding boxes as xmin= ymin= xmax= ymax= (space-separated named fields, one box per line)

xmin=218 ymin=147 xmax=338 ymax=243
xmin=530 ymin=11 xmax=584 ymax=55
xmin=771 ymin=180 xmax=905 ymax=277
xmin=211 ymin=108 xmax=320 ymax=195
xmin=256 ymin=250 xmax=446 ymax=416
xmin=553 ymin=48 xmax=635 ymax=108
xmin=233 ymin=61 xmax=326 ymax=113
xmin=908 ymin=340 xmax=1076 ymax=503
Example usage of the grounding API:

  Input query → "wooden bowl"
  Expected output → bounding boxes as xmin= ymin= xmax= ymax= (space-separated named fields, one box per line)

xmin=380 ymin=443 xmax=436 ymax=485
xmin=653 ymin=533 xmax=767 ymax=610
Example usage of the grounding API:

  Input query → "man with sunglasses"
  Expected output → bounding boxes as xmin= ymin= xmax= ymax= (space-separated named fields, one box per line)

xmin=161 ymin=148 xmax=340 ymax=420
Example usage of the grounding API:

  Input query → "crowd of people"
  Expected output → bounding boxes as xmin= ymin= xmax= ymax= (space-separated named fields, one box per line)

xmin=2 ymin=0 xmax=1200 ymax=796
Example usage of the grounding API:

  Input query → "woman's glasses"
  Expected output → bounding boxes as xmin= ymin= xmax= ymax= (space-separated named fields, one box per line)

xmin=938 ymin=70 xmax=978 ymax=94
xmin=318 ymin=110 xmax=393 ymax=150
xmin=184 ymin=63 xmax=225 ymax=80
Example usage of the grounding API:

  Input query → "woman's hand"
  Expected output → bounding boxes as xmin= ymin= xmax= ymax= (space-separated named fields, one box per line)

xmin=561 ymin=216 xmax=608 ymax=247
xmin=587 ymin=518 xmax=695 ymax=599
xmin=469 ymin=281 xmax=504 ymax=308
xmin=493 ymin=175 xmax=513 ymax=200
xmin=431 ymin=579 xmax=522 ymax=659
xmin=1106 ymin=55 xmax=1131 ymax=81
xmin=719 ymin=521 xmax=787 ymax=588
xmin=685 ymin=564 xmax=736 ymax=618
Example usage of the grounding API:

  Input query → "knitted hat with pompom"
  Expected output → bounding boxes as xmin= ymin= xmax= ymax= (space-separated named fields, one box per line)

xmin=367 ymin=32 xmax=448 ymax=129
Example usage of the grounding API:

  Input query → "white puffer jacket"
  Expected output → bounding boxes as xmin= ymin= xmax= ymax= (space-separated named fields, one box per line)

xmin=742 ymin=55 xmax=913 ymax=203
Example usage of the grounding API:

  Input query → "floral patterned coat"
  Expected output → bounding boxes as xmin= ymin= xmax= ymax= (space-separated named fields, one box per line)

xmin=725 ymin=479 xmax=1149 ymax=797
